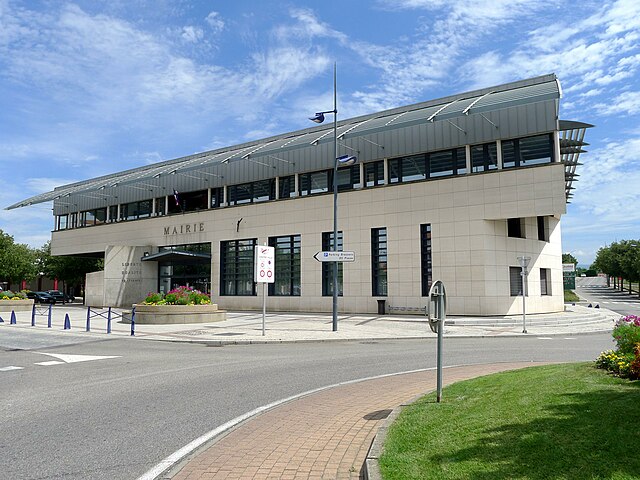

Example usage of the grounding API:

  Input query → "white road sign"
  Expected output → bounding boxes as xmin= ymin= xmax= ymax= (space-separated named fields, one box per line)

xmin=255 ymin=246 xmax=275 ymax=283
xmin=313 ymin=251 xmax=356 ymax=262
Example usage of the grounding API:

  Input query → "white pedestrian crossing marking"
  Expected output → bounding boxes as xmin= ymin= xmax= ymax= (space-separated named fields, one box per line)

xmin=34 ymin=352 xmax=121 ymax=364
xmin=0 ymin=366 xmax=24 ymax=372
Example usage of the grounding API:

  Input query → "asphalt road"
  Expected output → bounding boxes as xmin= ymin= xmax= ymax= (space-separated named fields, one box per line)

xmin=0 ymin=328 xmax=614 ymax=480
xmin=575 ymin=276 xmax=640 ymax=317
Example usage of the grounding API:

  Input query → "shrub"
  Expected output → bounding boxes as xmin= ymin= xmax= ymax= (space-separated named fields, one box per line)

xmin=0 ymin=290 xmax=27 ymax=300
xmin=596 ymin=315 xmax=640 ymax=379
xmin=141 ymin=286 xmax=210 ymax=306
xmin=613 ymin=315 xmax=640 ymax=355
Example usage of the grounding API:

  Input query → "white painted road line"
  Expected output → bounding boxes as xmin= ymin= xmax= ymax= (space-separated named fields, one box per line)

xmin=0 ymin=366 xmax=24 ymax=372
xmin=33 ymin=353 xmax=122 ymax=363
xmin=34 ymin=361 xmax=65 ymax=366
xmin=537 ymin=337 xmax=554 ymax=340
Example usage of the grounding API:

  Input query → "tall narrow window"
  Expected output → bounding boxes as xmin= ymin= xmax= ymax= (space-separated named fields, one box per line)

xmin=420 ymin=224 xmax=432 ymax=296
xmin=537 ymin=216 xmax=548 ymax=241
xmin=371 ymin=228 xmax=388 ymax=296
xmin=540 ymin=268 xmax=551 ymax=296
xmin=471 ymin=142 xmax=498 ymax=172
xmin=365 ymin=161 xmax=384 ymax=187
xmin=220 ymin=239 xmax=256 ymax=296
xmin=507 ymin=218 xmax=525 ymax=238
xmin=510 ymin=266 xmax=523 ymax=296
xmin=322 ymin=231 xmax=343 ymax=296
xmin=269 ymin=235 xmax=301 ymax=296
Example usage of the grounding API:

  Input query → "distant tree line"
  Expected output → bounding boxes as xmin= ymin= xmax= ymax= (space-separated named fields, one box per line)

xmin=592 ymin=240 xmax=640 ymax=293
xmin=0 ymin=229 xmax=102 ymax=295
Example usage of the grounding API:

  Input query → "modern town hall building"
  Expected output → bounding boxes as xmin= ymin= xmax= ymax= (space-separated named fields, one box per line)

xmin=8 ymin=74 xmax=591 ymax=316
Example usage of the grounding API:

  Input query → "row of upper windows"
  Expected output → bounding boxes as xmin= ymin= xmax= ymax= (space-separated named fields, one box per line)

xmin=55 ymin=133 xmax=554 ymax=230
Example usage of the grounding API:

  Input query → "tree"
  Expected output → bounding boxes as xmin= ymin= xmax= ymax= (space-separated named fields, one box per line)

xmin=0 ymin=229 xmax=38 ymax=288
xmin=37 ymin=242 xmax=103 ymax=293
xmin=562 ymin=253 xmax=579 ymax=266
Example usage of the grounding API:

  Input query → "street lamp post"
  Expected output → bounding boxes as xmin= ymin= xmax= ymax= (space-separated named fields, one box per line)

xmin=517 ymin=255 xmax=531 ymax=334
xmin=309 ymin=63 xmax=356 ymax=332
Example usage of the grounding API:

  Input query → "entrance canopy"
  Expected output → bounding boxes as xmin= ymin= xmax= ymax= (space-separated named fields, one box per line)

xmin=141 ymin=250 xmax=211 ymax=264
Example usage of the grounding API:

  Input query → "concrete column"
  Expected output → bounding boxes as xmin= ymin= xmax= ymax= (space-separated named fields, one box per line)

xmin=496 ymin=139 xmax=503 ymax=169
xmin=383 ymin=158 xmax=389 ymax=185
xmin=465 ymin=145 xmax=471 ymax=173
xmin=275 ymin=177 xmax=280 ymax=199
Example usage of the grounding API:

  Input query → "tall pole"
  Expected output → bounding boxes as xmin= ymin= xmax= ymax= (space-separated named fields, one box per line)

xmin=332 ymin=62 xmax=338 ymax=332
xmin=521 ymin=269 xmax=527 ymax=334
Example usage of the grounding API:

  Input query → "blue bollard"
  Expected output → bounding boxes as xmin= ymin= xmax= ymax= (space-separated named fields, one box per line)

xmin=64 ymin=313 xmax=71 ymax=330
xmin=86 ymin=307 xmax=91 ymax=331
xmin=130 ymin=307 xmax=136 ymax=336
xmin=595 ymin=304 xmax=600 ymax=309
xmin=107 ymin=307 xmax=112 ymax=334
xmin=588 ymin=303 xmax=592 ymax=308
xmin=48 ymin=304 xmax=52 ymax=328
xmin=10 ymin=310 xmax=17 ymax=324
xmin=0 ymin=315 xmax=4 ymax=323
xmin=31 ymin=303 xmax=36 ymax=326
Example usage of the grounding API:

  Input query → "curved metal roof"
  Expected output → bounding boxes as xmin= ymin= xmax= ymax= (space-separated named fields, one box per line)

xmin=7 ymin=74 xmax=564 ymax=211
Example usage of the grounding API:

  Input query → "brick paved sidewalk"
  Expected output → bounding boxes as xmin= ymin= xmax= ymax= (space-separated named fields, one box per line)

xmin=168 ymin=362 xmax=547 ymax=480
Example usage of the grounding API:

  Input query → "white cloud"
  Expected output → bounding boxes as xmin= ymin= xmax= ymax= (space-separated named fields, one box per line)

xmin=593 ymin=91 xmax=640 ymax=116
xmin=181 ymin=26 xmax=204 ymax=43
xmin=205 ymin=11 xmax=224 ymax=33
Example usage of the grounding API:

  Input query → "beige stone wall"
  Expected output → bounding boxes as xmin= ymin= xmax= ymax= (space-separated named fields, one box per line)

xmin=53 ymin=163 xmax=567 ymax=315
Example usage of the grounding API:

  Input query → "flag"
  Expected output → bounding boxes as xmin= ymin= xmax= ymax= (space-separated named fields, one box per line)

xmin=173 ymin=189 xmax=180 ymax=207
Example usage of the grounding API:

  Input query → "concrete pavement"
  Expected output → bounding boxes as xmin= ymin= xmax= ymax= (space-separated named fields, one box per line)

xmin=0 ymin=302 xmax=619 ymax=345
xmin=0 ymin=301 xmax=620 ymax=480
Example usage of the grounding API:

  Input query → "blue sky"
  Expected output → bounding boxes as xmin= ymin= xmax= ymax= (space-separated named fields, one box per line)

xmin=1 ymin=0 xmax=639 ymax=266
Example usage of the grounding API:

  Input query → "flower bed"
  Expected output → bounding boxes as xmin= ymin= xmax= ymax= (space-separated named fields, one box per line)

xmin=596 ymin=315 xmax=640 ymax=380
xmin=0 ymin=291 xmax=34 ymax=312
xmin=131 ymin=286 xmax=226 ymax=324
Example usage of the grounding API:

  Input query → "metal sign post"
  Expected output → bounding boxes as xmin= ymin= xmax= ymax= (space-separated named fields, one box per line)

xmin=428 ymin=280 xmax=446 ymax=403
xmin=255 ymin=245 xmax=275 ymax=336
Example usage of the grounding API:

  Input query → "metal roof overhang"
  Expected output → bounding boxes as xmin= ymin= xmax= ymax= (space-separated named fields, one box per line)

xmin=141 ymin=250 xmax=212 ymax=264
xmin=7 ymin=74 xmax=565 ymax=211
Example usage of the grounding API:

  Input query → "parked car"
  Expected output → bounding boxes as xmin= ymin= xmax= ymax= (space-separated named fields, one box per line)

xmin=46 ymin=290 xmax=75 ymax=303
xmin=26 ymin=291 xmax=56 ymax=304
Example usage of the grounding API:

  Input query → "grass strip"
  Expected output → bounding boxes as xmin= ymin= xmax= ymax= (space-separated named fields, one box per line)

xmin=379 ymin=363 xmax=640 ymax=480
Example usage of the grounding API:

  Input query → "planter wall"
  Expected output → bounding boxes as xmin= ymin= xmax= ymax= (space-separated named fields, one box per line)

xmin=130 ymin=303 xmax=226 ymax=324
xmin=0 ymin=299 xmax=35 ymax=312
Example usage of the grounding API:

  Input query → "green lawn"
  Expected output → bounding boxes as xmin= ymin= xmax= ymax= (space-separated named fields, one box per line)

xmin=379 ymin=363 xmax=640 ymax=480
xmin=564 ymin=289 xmax=580 ymax=302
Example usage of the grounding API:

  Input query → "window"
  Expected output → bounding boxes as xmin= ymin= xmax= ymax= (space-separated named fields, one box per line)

xmin=57 ymin=215 xmax=68 ymax=230
xmin=428 ymin=148 xmax=466 ymax=178
xmin=279 ymin=175 xmax=295 ymax=199
xmin=155 ymin=197 xmax=166 ymax=216
xmin=507 ymin=218 xmax=524 ymax=238
xmin=389 ymin=154 xmax=427 ymax=183
xmin=120 ymin=200 xmax=152 ymax=221
xmin=540 ymin=268 xmax=551 ymax=296
xmin=300 ymin=170 xmax=330 ymax=196
xmin=336 ymin=165 xmax=360 ymax=191
xmin=371 ymin=228 xmax=388 ymax=296
xmin=108 ymin=205 xmax=118 ymax=222
xmin=322 ymin=231 xmax=343 ymax=296
xmin=502 ymin=134 xmax=554 ymax=168
xmin=168 ymin=189 xmax=208 ymax=214
xmin=365 ymin=161 xmax=384 ymax=187
xmin=269 ymin=235 xmax=301 ymax=296
xmin=228 ymin=179 xmax=275 ymax=206
xmin=471 ymin=142 xmax=498 ymax=172
xmin=80 ymin=208 xmax=107 ymax=227
xmin=510 ymin=267 xmax=523 ymax=296
xmin=537 ymin=216 xmax=548 ymax=241
xmin=210 ymin=188 xmax=224 ymax=208
xmin=220 ymin=239 xmax=256 ymax=296
xmin=420 ymin=224 xmax=432 ymax=296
